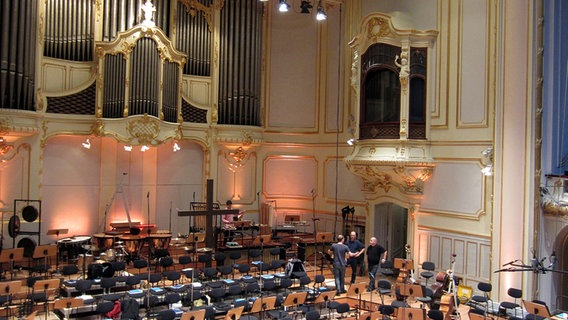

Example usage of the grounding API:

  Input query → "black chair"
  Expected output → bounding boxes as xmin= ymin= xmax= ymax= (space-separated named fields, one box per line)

xmin=499 ymin=287 xmax=522 ymax=319
xmin=218 ymin=264 xmax=233 ymax=280
xmin=157 ymin=309 xmax=176 ymax=320
xmin=379 ymin=304 xmax=395 ymax=319
xmin=179 ymin=255 xmax=192 ymax=268
xmin=238 ymin=263 xmax=251 ymax=277
xmin=158 ymin=256 xmax=174 ymax=272
xmin=381 ymin=260 xmax=396 ymax=277
xmin=298 ymin=275 xmax=311 ymax=291
xmin=335 ymin=302 xmax=351 ymax=318
xmin=100 ymin=277 xmax=121 ymax=302
xmin=133 ymin=259 xmax=148 ymax=275
xmin=61 ymin=265 xmax=79 ymax=279
xmin=111 ymin=261 xmax=126 ymax=276
xmin=215 ymin=252 xmax=227 ymax=266
xmin=75 ymin=280 xmax=95 ymax=304
xmin=427 ymin=309 xmax=444 ymax=320
xmin=471 ymin=282 xmax=492 ymax=317
xmin=420 ymin=261 xmax=436 ymax=286
xmin=165 ymin=270 xmax=182 ymax=285
xmin=305 ymin=310 xmax=320 ymax=320
xmin=164 ymin=292 xmax=181 ymax=309
xmin=228 ymin=282 xmax=243 ymax=298
xmin=416 ymin=287 xmax=434 ymax=309
xmin=377 ymin=279 xmax=392 ymax=304
xmin=96 ymin=301 xmax=115 ymax=319
xmin=279 ymin=277 xmax=293 ymax=294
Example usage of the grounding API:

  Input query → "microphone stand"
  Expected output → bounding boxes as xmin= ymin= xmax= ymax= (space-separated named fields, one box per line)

xmin=145 ymin=192 xmax=153 ymax=319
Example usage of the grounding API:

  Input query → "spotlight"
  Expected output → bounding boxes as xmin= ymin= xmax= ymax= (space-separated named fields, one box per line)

xmin=347 ymin=138 xmax=355 ymax=146
xmin=141 ymin=145 xmax=150 ymax=152
xmin=341 ymin=206 xmax=355 ymax=219
xmin=124 ymin=145 xmax=133 ymax=152
xmin=316 ymin=1 xmax=326 ymax=20
xmin=82 ymin=138 xmax=91 ymax=149
xmin=300 ymin=1 xmax=312 ymax=14
xmin=173 ymin=142 xmax=181 ymax=152
xmin=278 ymin=0 xmax=290 ymax=12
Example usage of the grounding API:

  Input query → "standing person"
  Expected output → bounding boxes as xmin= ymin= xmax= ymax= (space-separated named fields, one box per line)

xmin=346 ymin=231 xmax=365 ymax=284
xmin=366 ymin=237 xmax=387 ymax=291
xmin=221 ymin=200 xmax=243 ymax=244
xmin=328 ymin=235 xmax=355 ymax=294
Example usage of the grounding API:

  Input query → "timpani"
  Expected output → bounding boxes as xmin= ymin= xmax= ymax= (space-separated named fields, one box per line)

xmin=119 ymin=235 xmax=146 ymax=259
xmin=149 ymin=233 xmax=172 ymax=251
xmin=93 ymin=233 xmax=117 ymax=252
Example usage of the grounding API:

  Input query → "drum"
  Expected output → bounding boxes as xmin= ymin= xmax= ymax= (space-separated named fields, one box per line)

xmin=77 ymin=254 xmax=94 ymax=268
xmin=93 ymin=233 xmax=116 ymax=252
xmin=119 ymin=235 xmax=146 ymax=257
xmin=149 ymin=233 xmax=172 ymax=251
xmin=101 ymin=249 xmax=116 ymax=262
xmin=58 ymin=236 xmax=92 ymax=261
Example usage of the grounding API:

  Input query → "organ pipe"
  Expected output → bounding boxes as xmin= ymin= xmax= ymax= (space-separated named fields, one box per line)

xmin=218 ymin=0 xmax=262 ymax=126
xmin=0 ymin=0 xmax=37 ymax=110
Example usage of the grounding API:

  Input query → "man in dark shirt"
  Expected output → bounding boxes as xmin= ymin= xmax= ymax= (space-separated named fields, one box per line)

xmin=366 ymin=236 xmax=387 ymax=291
xmin=328 ymin=234 xmax=355 ymax=294
xmin=346 ymin=231 xmax=365 ymax=284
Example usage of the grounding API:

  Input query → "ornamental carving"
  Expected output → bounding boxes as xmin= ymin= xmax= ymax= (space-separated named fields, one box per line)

xmin=127 ymin=114 xmax=160 ymax=145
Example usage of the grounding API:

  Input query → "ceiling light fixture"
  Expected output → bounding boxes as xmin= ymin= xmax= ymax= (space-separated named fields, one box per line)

xmin=173 ymin=142 xmax=181 ymax=152
xmin=347 ymin=138 xmax=355 ymax=146
xmin=278 ymin=0 xmax=290 ymax=12
xmin=141 ymin=145 xmax=150 ymax=152
xmin=300 ymin=0 xmax=312 ymax=14
xmin=82 ymin=138 xmax=91 ymax=149
xmin=124 ymin=145 xmax=133 ymax=152
xmin=316 ymin=0 xmax=326 ymax=20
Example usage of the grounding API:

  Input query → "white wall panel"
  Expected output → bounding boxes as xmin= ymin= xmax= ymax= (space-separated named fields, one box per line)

xmin=421 ymin=161 xmax=484 ymax=216
xmin=264 ymin=156 xmax=317 ymax=198
xmin=268 ymin=11 xmax=317 ymax=129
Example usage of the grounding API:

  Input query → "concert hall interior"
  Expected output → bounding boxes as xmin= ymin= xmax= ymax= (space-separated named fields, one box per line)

xmin=0 ymin=0 xmax=567 ymax=319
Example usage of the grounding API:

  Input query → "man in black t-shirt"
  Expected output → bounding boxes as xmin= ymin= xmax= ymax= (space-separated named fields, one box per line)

xmin=366 ymin=236 xmax=387 ymax=291
xmin=346 ymin=231 xmax=365 ymax=284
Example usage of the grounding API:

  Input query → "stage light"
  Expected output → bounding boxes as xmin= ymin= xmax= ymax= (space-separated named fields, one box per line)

xmin=82 ymin=138 xmax=91 ymax=149
xmin=141 ymin=145 xmax=150 ymax=152
xmin=173 ymin=142 xmax=181 ymax=152
xmin=124 ymin=145 xmax=133 ymax=152
xmin=316 ymin=1 xmax=326 ymax=20
xmin=347 ymin=138 xmax=355 ymax=146
xmin=278 ymin=0 xmax=290 ymax=12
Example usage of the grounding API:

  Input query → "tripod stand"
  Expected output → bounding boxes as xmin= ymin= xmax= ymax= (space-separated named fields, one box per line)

xmin=102 ymin=173 xmax=139 ymax=235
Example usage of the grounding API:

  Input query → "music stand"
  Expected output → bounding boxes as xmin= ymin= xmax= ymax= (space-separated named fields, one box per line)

xmin=394 ymin=258 xmax=414 ymax=270
xmin=397 ymin=307 xmax=426 ymax=320
xmin=347 ymin=282 xmax=368 ymax=310
xmin=283 ymin=291 xmax=308 ymax=308
xmin=32 ymin=245 xmax=58 ymax=277
xmin=0 ymin=280 xmax=22 ymax=318
xmin=33 ymin=278 xmax=61 ymax=320
xmin=47 ymin=229 xmax=68 ymax=273
xmin=250 ymin=295 xmax=277 ymax=320
xmin=314 ymin=290 xmax=337 ymax=317
xmin=399 ymin=283 xmax=424 ymax=301
xmin=180 ymin=309 xmax=206 ymax=320
xmin=54 ymin=297 xmax=84 ymax=320
xmin=252 ymin=234 xmax=271 ymax=246
xmin=224 ymin=305 xmax=244 ymax=320
xmin=359 ymin=311 xmax=381 ymax=320
xmin=522 ymin=300 xmax=552 ymax=319
xmin=0 ymin=248 xmax=24 ymax=280
xmin=316 ymin=232 xmax=333 ymax=243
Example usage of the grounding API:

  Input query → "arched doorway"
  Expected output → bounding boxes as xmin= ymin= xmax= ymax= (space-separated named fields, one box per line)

xmin=374 ymin=202 xmax=408 ymax=259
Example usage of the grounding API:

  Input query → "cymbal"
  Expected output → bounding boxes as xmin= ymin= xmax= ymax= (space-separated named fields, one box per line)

xmin=197 ymin=247 xmax=212 ymax=253
xmin=114 ymin=241 xmax=124 ymax=245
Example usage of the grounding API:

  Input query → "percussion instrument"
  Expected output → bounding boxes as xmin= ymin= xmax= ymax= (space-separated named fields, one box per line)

xmin=93 ymin=233 xmax=117 ymax=252
xmin=101 ymin=249 xmax=116 ymax=262
xmin=58 ymin=236 xmax=92 ymax=261
xmin=149 ymin=233 xmax=172 ymax=251
xmin=77 ymin=254 xmax=94 ymax=268
xmin=119 ymin=235 xmax=146 ymax=258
